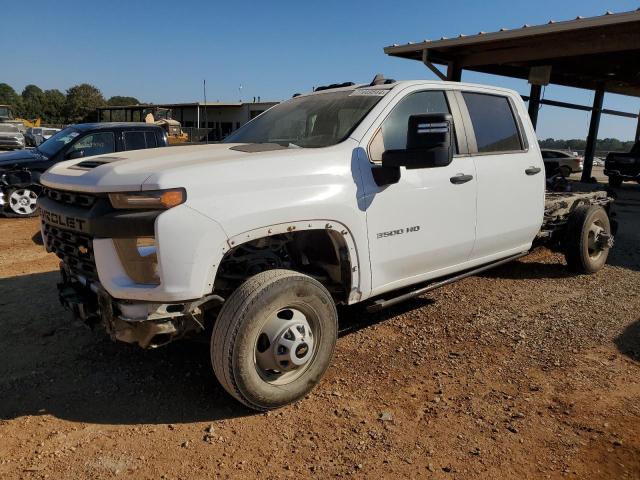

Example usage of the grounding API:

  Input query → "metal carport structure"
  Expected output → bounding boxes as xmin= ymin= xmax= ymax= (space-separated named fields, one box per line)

xmin=384 ymin=9 xmax=640 ymax=182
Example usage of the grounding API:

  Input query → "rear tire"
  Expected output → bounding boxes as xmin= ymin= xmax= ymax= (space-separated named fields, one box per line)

xmin=559 ymin=165 xmax=572 ymax=178
xmin=211 ymin=269 xmax=338 ymax=411
xmin=564 ymin=205 xmax=611 ymax=274
xmin=608 ymin=175 xmax=623 ymax=188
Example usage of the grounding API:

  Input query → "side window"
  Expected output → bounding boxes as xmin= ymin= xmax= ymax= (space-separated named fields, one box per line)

xmin=145 ymin=131 xmax=158 ymax=148
xmin=369 ymin=91 xmax=454 ymax=163
xmin=123 ymin=131 xmax=147 ymax=150
xmin=68 ymin=132 xmax=115 ymax=157
xmin=462 ymin=92 xmax=522 ymax=153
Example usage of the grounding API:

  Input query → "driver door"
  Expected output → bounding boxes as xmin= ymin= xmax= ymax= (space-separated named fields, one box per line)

xmin=361 ymin=89 xmax=477 ymax=296
xmin=64 ymin=131 xmax=116 ymax=160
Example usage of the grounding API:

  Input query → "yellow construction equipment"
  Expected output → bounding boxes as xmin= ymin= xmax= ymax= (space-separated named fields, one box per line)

xmin=0 ymin=105 xmax=41 ymax=129
xmin=143 ymin=107 xmax=188 ymax=145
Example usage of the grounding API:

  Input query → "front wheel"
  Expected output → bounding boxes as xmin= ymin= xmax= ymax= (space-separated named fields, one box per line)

xmin=211 ymin=269 xmax=338 ymax=411
xmin=7 ymin=187 xmax=39 ymax=217
xmin=564 ymin=205 xmax=612 ymax=274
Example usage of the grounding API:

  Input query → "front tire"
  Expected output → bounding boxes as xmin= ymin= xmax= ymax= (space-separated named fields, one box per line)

xmin=564 ymin=205 xmax=612 ymax=274
xmin=211 ymin=269 xmax=338 ymax=411
xmin=7 ymin=187 xmax=39 ymax=217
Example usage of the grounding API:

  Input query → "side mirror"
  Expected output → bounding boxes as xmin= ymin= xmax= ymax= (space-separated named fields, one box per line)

xmin=66 ymin=150 xmax=84 ymax=160
xmin=382 ymin=113 xmax=454 ymax=169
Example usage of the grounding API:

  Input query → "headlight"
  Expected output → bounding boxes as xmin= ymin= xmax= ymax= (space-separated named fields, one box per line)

xmin=113 ymin=237 xmax=160 ymax=285
xmin=109 ymin=188 xmax=186 ymax=210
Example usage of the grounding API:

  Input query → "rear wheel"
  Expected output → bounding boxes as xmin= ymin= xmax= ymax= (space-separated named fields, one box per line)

xmin=7 ymin=187 xmax=39 ymax=217
xmin=564 ymin=205 xmax=612 ymax=274
xmin=608 ymin=175 xmax=623 ymax=188
xmin=211 ymin=269 xmax=338 ymax=411
xmin=559 ymin=165 xmax=572 ymax=178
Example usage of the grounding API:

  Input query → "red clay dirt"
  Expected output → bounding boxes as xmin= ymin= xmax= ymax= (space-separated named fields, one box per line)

xmin=0 ymin=185 xmax=639 ymax=479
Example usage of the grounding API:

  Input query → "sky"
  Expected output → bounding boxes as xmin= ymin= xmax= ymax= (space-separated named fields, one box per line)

xmin=2 ymin=0 xmax=639 ymax=140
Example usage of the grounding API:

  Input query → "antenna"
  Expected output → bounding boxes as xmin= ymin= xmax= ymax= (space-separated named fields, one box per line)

xmin=203 ymin=79 xmax=208 ymax=144
xmin=238 ymin=84 xmax=243 ymax=102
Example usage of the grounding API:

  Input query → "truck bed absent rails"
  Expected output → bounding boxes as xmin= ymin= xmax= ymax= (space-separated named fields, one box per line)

xmin=539 ymin=185 xmax=614 ymax=240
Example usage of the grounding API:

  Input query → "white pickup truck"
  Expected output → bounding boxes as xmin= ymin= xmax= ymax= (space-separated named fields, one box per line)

xmin=38 ymin=77 xmax=615 ymax=410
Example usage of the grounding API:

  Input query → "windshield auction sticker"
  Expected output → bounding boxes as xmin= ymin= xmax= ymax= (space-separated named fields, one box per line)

xmin=349 ymin=89 xmax=388 ymax=96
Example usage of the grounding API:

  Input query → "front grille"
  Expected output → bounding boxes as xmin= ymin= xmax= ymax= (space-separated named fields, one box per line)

xmin=44 ymin=188 xmax=97 ymax=209
xmin=43 ymin=223 xmax=98 ymax=280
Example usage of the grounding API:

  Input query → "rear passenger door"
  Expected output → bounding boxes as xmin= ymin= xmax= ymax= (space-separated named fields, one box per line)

xmin=122 ymin=130 xmax=159 ymax=151
xmin=459 ymin=91 xmax=545 ymax=261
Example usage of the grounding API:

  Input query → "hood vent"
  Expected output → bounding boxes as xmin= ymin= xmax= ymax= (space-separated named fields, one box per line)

xmin=72 ymin=156 xmax=127 ymax=170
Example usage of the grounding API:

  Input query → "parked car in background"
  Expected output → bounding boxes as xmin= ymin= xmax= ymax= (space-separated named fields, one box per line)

xmin=0 ymin=124 xmax=25 ymax=150
xmin=541 ymin=149 xmax=583 ymax=177
xmin=605 ymin=141 xmax=640 ymax=187
xmin=0 ymin=122 xmax=168 ymax=217
xmin=25 ymin=127 xmax=61 ymax=147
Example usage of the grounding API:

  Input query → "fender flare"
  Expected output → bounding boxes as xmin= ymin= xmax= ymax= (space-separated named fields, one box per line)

xmin=221 ymin=220 xmax=363 ymax=304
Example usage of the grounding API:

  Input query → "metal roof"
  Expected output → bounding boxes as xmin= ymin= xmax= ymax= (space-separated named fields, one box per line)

xmin=384 ymin=9 xmax=640 ymax=96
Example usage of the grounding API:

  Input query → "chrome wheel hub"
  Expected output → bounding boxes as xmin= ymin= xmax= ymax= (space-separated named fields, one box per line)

xmin=9 ymin=189 xmax=38 ymax=215
xmin=587 ymin=221 xmax=607 ymax=259
xmin=255 ymin=307 xmax=315 ymax=383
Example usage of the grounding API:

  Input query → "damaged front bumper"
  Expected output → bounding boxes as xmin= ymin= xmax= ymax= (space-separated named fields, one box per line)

xmin=57 ymin=265 xmax=222 ymax=348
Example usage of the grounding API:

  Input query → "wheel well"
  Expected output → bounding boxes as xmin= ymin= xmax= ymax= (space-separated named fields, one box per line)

xmin=214 ymin=229 xmax=352 ymax=304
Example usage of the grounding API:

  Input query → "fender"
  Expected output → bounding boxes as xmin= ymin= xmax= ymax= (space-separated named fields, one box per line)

xmin=222 ymin=220 xmax=363 ymax=304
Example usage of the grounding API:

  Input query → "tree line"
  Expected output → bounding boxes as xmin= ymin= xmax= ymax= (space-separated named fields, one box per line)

xmin=0 ymin=82 xmax=140 ymax=125
xmin=539 ymin=137 xmax=636 ymax=153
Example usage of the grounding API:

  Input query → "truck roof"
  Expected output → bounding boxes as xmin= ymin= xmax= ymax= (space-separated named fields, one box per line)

xmin=71 ymin=122 xmax=164 ymax=132
xmin=303 ymin=79 xmax=520 ymax=99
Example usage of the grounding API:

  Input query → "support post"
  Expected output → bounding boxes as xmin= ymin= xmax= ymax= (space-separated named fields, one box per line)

xmin=581 ymin=86 xmax=605 ymax=182
xmin=421 ymin=50 xmax=447 ymax=81
xmin=446 ymin=62 xmax=462 ymax=82
xmin=528 ymin=84 xmax=542 ymax=130
xmin=636 ymin=110 xmax=640 ymax=142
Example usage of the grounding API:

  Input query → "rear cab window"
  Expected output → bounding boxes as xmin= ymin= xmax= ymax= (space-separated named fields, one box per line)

xmin=123 ymin=130 xmax=159 ymax=150
xmin=462 ymin=92 xmax=523 ymax=154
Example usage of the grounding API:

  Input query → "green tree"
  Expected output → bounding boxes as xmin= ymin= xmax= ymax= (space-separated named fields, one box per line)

xmin=21 ymin=84 xmax=44 ymax=119
xmin=107 ymin=96 xmax=140 ymax=106
xmin=63 ymin=83 xmax=106 ymax=123
xmin=41 ymin=89 xmax=66 ymax=124
xmin=0 ymin=83 xmax=22 ymax=117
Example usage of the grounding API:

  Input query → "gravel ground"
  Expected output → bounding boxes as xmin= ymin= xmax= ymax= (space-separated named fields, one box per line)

xmin=0 ymin=179 xmax=639 ymax=479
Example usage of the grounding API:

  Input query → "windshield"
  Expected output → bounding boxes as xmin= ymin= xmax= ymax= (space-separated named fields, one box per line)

xmin=224 ymin=89 xmax=386 ymax=148
xmin=37 ymin=127 xmax=81 ymax=157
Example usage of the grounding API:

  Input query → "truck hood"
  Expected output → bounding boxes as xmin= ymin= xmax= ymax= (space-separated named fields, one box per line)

xmin=0 ymin=148 xmax=46 ymax=168
xmin=39 ymin=142 xmax=350 ymax=193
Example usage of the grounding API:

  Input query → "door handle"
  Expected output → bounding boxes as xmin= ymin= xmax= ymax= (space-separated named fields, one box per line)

xmin=450 ymin=173 xmax=473 ymax=185
xmin=525 ymin=166 xmax=542 ymax=175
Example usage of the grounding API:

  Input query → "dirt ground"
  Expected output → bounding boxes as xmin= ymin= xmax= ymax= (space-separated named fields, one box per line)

xmin=1 ymin=176 xmax=639 ymax=479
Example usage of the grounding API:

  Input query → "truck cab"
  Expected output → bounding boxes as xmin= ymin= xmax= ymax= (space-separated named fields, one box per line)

xmin=38 ymin=79 xmax=560 ymax=410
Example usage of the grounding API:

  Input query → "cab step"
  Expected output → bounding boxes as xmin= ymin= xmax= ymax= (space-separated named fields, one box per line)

xmin=366 ymin=252 xmax=528 ymax=313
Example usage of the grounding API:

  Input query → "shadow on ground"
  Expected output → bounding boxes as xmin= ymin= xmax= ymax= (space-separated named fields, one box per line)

xmin=0 ymin=271 xmax=251 ymax=425
xmin=615 ymin=318 xmax=640 ymax=362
